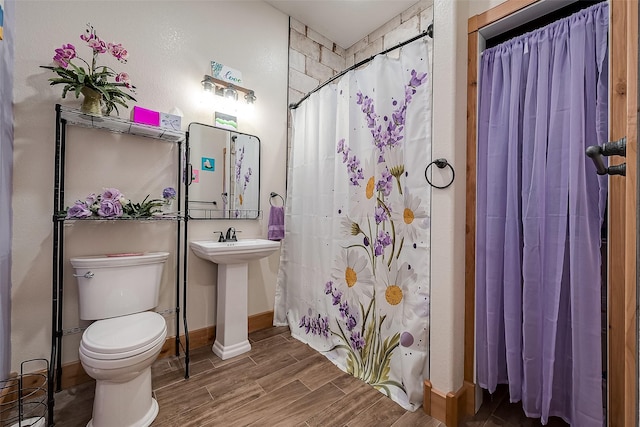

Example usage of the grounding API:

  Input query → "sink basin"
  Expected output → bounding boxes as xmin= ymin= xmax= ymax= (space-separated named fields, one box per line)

xmin=189 ymin=238 xmax=281 ymax=360
xmin=190 ymin=239 xmax=280 ymax=264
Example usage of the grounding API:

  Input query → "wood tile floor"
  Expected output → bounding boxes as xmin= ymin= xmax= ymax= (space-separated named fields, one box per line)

xmin=52 ymin=326 xmax=442 ymax=427
xmin=52 ymin=326 xmax=567 ymax=426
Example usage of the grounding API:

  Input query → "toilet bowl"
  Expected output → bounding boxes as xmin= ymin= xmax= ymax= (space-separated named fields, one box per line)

xmin=79 ymin=312 xmax=167 ymax=427
xmin=70 ymin=252 xmax=169 ymax=427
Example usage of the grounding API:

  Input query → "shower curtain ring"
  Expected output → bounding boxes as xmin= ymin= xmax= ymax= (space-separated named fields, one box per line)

xmin=425 ymin=158 xmax=455 ymax=189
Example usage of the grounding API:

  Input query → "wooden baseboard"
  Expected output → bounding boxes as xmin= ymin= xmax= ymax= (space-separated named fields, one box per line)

xmin=423 ymin=380 xmax=475 ymax=426
xmin=0 ymin=373 xmax=18 ymax=407
xmin=58 ymin=310 xmax=275 ymax=390
xmin=248 ymin=311 xmax=276 ymax=332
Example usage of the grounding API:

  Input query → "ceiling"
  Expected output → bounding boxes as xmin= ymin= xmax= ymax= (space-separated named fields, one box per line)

xmin=264 ymin=0 xmax=420 ymax=49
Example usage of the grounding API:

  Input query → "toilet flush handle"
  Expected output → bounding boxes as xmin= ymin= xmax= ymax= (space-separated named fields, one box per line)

xmin=73 ymin=271 xmax=94 ymax=279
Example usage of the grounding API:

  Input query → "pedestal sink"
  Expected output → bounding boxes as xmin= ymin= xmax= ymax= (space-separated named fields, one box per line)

xmin=189 ymin=239 xmax=280 ymax=360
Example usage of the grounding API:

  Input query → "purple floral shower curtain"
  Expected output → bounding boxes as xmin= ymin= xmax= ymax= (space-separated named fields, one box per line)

xmin=476 ymin=3 xmax=608 ymax=426
xmin=275 ymin=39 xmax=432 ymax=411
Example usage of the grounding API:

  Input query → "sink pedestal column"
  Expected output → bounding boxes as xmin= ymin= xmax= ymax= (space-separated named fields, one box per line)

xmin=212 ymin=262 xmax=251 ymax=360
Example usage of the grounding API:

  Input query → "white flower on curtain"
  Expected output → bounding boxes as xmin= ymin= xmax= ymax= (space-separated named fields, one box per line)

xmin=297 ymin=69 xmax=428 ymax=398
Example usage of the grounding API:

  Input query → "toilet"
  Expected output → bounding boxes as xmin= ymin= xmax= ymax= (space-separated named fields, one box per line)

xmin=70 ymin=252 xmax=170 ymax=427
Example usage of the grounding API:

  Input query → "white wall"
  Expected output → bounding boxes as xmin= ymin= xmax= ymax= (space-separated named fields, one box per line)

xmin=11 ymin=1 xmax=289 ymax=369
xmin=428 ymin=0 xmax=506 ymax=395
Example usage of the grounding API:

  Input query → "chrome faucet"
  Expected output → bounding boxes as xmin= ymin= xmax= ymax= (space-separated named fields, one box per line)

xmin=225 ymin=227 xmax=237 ymax=242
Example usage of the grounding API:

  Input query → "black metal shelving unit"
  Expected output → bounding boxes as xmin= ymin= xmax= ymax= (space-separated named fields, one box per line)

xmin=49 ymin=104 xmax=190 ymax=424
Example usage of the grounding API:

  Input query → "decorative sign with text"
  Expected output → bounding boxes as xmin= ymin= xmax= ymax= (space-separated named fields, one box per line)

xmin=211 ymin=61 xmax=243 ymax=86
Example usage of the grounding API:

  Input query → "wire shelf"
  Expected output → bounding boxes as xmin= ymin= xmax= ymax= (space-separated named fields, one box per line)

xmin=57 ymin=105 xmax=185 ymax=143
xmin=0 ymin=359 xmax=49 ymax=427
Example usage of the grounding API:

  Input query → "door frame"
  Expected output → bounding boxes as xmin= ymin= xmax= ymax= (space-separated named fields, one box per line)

xmin=465 ymin=1 xmax=638 ymax=425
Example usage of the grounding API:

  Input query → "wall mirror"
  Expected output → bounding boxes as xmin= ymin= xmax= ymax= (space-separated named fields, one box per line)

xmin=186 ymin=122 xmax=260 ymax=219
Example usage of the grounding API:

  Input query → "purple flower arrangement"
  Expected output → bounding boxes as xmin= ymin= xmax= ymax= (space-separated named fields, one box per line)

xmin=65 ymin=187 xmax=169 ymax=219
xmin=162 ymin=187 xmax=176 ymax=202
xmin=40 ymin=24 xmax=136 ymax=115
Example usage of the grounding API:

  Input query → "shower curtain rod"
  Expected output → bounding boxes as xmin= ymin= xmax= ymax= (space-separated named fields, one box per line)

xmin=289 ymin=24 xmax=433 ymax=110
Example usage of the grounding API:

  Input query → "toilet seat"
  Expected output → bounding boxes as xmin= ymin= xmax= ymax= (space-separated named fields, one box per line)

xmin=80 ymin=311 xmax=166 ymax=361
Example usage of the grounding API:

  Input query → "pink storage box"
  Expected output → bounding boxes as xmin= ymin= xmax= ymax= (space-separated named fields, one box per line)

xmin=130 ymin=106 xmax=160 ymax=126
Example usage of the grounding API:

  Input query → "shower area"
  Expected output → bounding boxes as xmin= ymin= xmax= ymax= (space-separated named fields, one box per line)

xmin=274 ymin=7 xmax=435 ymax=412
xmin=468 ymin=1 xmax=638 ymax=426
xmin=273 ymin=0 xmax=638 ymax=424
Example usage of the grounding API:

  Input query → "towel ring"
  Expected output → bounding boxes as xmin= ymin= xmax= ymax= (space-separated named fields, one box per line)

xmin=425 ymin=158 xmax=455 ymax=189
xmin=270 ymin=192 xmax=285 ymax=207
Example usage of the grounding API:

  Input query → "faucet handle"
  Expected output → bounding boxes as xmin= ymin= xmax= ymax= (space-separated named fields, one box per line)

xmin=225 ymin=227 xmax=238 ymax=242
xmin=214 ymin=231 xmax=225 ymax=242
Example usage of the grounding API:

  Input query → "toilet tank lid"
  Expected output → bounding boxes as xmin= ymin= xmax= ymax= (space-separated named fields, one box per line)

xmin=70 ymin=251 xmax=170 ymax=268
xmin=82 ymin=312 xmax=167 ymax=356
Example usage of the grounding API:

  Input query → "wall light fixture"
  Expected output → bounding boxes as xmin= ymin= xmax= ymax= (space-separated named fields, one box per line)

xmin=201 ymin=75 xmax=256 ymax=104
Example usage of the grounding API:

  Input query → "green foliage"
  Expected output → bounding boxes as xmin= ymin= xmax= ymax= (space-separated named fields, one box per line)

xmin=41 ymin=64 xmax=136 ymax=115
xmin=121 ymin=195 xmax=164 ymax=219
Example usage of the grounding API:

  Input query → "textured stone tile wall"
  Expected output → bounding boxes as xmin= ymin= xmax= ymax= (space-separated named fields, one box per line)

xmin=287 ymin=0 xmax=434 ymax=133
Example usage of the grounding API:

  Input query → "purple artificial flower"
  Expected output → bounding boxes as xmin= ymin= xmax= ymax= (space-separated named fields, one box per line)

xmin=97 ymin=198 xmax=123 ymax=218
xmin=108 ymin=43 xmax=129 ymax=63
xmin=87 ymin=36 xmax=107 ymax=54
xmin=53 ymin=44 xmax=76 ymax=68
xmin=101 ymin=188 xmax=122 ymax=201
xmin=85 ymin=193 xmax=98 ymax=205
xmin=80 ymin=26 xmax=96 ymax=42
xmin=66 ymin=201 xmax=92 ymax=219
xmin=350 ymin=332 xmax=365 ymax=350
xmin=162 ymin=187 xmax=177 ymax=200
xmin=337 ymin=138 xmax=346 ymax=154
xmin=43 ymin=24 xmax=137 ymax=115
xmin=115 ymin=72 xmax=132 ymax=88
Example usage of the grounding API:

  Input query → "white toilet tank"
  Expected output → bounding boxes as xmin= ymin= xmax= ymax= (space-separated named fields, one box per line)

xmin=70 ymin=252 xmax=170 ymax=320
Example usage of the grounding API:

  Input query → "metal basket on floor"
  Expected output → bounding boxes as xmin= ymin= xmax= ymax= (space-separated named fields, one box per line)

xmin=0 ymin=359 xmax=49 ymax=427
